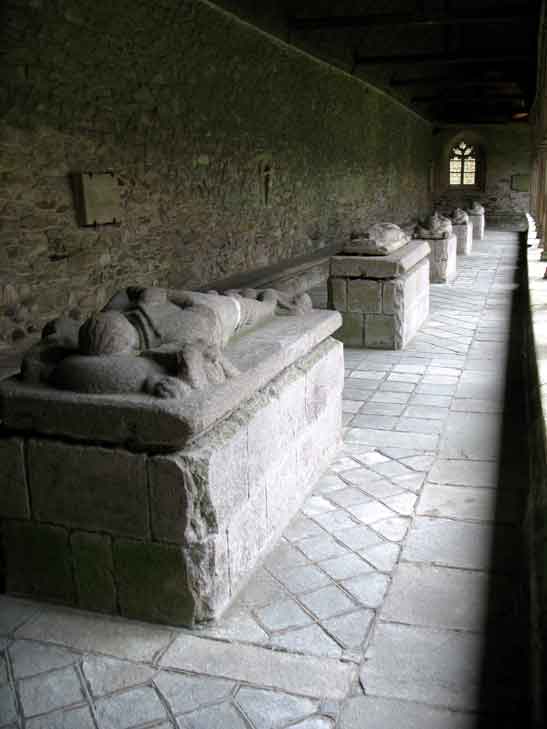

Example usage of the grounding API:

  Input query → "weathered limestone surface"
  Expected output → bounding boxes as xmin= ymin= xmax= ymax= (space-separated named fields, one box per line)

xmin=0 ymin=314 xmax=343 ymax=626
xmin=453 ymin=223 xmax=473 ymax=255
xmin=0 ymin=0 xmax=432 ymax=346
xmin=329 ymin=242 xmax=430 ymax=349
xmin=419 ymin=234 xmax=457 ymax=283
xmin=0 ymin=310 xmax=340 ymax=450
xmin=0 ymin=438 xmax=29 ymax=519
xmin=469 ymin=213 xmax=485 ymax=240
xmin=331 ymin=241 xmax=429 ymax=279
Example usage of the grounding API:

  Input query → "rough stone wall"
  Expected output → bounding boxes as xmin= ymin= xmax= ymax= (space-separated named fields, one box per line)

xmin=433 ymin=125 xmax=532 ymax=225
xmin=0 ymin=0 xmax=432 ymax=345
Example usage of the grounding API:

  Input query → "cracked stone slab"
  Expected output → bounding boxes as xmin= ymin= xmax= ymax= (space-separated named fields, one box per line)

xmin=82 ymin=655 xmax=158 ymax=697
xmin=95 ymin=686 xmax=167 ymax=729
xmin=10 ymin=640 xmax=78 ymax=679
xmin=159 ymin=635 xmax=355 ymax=699
xmin=18 ymin=666 xmax=84 ymax=718
xmin=0 ymin=597 xmax=41 ymax=635
xmin=154 ymin=671 xmax=234 ymax=715
xmin=16 ymin=610 xmax=172 ymax=663
xmin=25 ymin=706 xmax=96 ymax=729
xmin=235 ymin=686 xmax=318 ymax=729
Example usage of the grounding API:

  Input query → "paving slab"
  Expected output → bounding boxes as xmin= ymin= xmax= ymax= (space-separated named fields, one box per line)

xmin=16 ymin=610 xmax=172 ymax=662
xmin=361 ymin=622 xmax=484 ymax=710
xmin=340 ymin=696 xmax=475 ymax=729
xmin=382 ymin=563 xmax=489 ymax=631
xmin=159 ymin=635 xmax=355 ymax=699
xmin=0 ymin=230 xmax=528 ymax=725
xmin=403 ymin=517 xmax=495 ymax=571
xmin=440 ymin=412 xmax=501 ymax=459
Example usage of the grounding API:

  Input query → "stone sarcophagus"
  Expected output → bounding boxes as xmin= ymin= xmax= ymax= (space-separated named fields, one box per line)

xmin=0 ymin=287 xmax=343 ymax=625
xmin=467 ymin=201 xmax=485 ymax=240
xmin=329 ymin=223 xmax=430 ymax=349
xmin=414 ymin=212 xmax=457 ymax=284
xmin=451 ymin=208 xmax=473 ymax=255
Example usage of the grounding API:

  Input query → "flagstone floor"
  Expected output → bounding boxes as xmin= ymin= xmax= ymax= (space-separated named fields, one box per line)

xmin=0 ymin=230 xmax=532 ymax=728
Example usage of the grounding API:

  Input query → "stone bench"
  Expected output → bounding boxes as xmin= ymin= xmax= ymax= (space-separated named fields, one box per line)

xmin=329 ymin=240 xmax=430 ymax=349
xmin=0 ymin=309 xmax=343 ymax=626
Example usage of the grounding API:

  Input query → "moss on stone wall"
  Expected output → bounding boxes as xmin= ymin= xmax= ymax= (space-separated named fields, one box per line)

xmin=0 ymin=0 xmax=432 ymax=343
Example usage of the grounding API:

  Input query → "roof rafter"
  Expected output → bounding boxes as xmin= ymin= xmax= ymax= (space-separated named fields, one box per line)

xmin=289 ymin=8 xmax=534 ymax=31
xmin=354 ymin=52 xmax=532 ymax=67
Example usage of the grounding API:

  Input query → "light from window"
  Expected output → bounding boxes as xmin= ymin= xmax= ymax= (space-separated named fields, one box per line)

xmin=449 ymin=141 xmax=476 ymax=186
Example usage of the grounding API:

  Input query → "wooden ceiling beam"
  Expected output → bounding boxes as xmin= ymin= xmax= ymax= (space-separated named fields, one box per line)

xmin=391 ymin=75 xmax=526 ymax=87
xmin=289 ymin=9 xmax=534 ymax=31
xmin=412 ymin=93 xmax=527 ymax=103
xmin=355 ymin=52 xmax=531 ymax=67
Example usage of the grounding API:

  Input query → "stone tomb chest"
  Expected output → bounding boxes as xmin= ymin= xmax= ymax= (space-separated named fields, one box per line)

xmin=451 ymin=208 xmax=473 ymax=255
xmin=329 ymin=223 xmax=430 ymax=349
xmin=0 ymin=288 xmax=343 ymax=626
xmin=468 ymin=202 xmax=485 ymax=240
xmin=414 ymin=213 xmax=457 ymax=284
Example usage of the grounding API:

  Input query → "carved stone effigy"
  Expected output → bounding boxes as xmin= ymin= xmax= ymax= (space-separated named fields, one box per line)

xmin=451 ymin=208 xmax=473 ymax=255
xmin=329 ymin=223 xmax=430 ymax=349
xmin=467 ymin=201 xmax=485 ymax=240
xmin=0 ymin=286 xmax=343 ymax=625
xmin=414 ymin=212 xmax=457 ymax=283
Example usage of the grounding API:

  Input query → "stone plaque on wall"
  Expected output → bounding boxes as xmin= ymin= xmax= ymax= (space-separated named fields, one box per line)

xmin=76 ymin=172 xmax=122 ymax=226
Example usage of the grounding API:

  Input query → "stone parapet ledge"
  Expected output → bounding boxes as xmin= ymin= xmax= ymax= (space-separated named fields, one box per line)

xmin=525 ymin=241 xmax=547 ymax=719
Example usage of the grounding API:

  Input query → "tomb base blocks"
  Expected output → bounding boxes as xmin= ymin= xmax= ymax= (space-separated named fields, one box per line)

xmin=0 ymin=313 xmax=343 ymax=626
xmin=469 ymin=212 xmax=485 ymax=240
xmin=420 ymin=234 xmax=457 ymax=283
xmin=329 ymin=241 xmax=430 ymax=349
xmin=453 ymin=222 xmax=473 ymax=255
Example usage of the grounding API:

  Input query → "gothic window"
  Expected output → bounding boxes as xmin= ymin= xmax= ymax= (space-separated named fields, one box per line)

xmin=449 ymin=141 xmax=477 ymax=186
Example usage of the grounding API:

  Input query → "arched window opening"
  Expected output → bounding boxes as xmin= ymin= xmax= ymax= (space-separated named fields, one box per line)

xmin=449 ymin=141 xmax=477 ymax=186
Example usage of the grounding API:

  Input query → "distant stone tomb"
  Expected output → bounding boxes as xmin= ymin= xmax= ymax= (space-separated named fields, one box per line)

xmin=0 ymin=286 xmax=343 ymax=625
xmin=451 ymin=208 xmax=473 ymax=255
xmin=414 ymin=212 xmax=457 ymax=283
xmin=329 ymin=223 xmax=430 ymax=349
xmin=467 ymin=201 xmax=485 ymax=240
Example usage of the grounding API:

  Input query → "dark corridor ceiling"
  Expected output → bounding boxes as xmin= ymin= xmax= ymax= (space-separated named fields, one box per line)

xmin=216 ymin=0 xmax=542 ymax=124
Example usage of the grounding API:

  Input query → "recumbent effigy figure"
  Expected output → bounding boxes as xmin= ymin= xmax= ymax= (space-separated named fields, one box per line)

xmin=415 ymin=211 xmax=453 ymax=239
xmin=345 ymin=222 xmax=410 ymax=256
xmin=22 ymin=286 xmax=312 ymax=399
xmin=452 ymin=208 xmax=469 ymax=224
xmin=468 ymin=201 xmax=485 ymax=215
